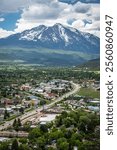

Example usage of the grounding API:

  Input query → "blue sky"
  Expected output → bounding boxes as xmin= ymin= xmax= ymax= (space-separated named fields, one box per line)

xmin=0 ymin=12 xmax=21 ymax=31
xmin=0 ymin=0 xmax=100 ymax=38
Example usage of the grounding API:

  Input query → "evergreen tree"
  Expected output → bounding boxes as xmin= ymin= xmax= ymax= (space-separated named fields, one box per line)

xmin=11 ymin=139 xmax=18 ymax=150
xmin=4 ymin=109 xmax=10 ymax=119
xmin=18 ymin=118 xmax=22 ymax=127
xmin=13 ymin=119 xmax=17 ymax=127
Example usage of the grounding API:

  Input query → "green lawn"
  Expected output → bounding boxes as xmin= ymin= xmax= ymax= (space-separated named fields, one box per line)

xmin=78 ymin=87 xmax=100 ymax=99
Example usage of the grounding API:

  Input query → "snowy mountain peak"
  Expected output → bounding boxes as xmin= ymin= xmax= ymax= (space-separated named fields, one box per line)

xmin=54 ymin=23 xmax=64 ymax=27
xmin=19 ymin=25 xmax=47 ymax=41
xmin=0 ymin=23 xmax=100 ymax=54
xmin=52 ymin=23 xmax=70 ymax=43
xmin=53 ymin=23 xmax=68 ymax=30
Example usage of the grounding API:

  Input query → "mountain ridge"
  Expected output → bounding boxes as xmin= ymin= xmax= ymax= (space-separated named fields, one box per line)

xmin=0 ymin=23 xmax=100 ymax=66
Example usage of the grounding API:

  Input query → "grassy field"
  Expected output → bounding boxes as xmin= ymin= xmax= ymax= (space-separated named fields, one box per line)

xmin=78 ymin=87 xmax=100 ymax=99
xmin=0 ymin=47 xmax=99 ymax=61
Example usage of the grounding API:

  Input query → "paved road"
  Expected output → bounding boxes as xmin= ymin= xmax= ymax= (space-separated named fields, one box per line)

xmin=0 ymin=82 xmax=80 ymax=131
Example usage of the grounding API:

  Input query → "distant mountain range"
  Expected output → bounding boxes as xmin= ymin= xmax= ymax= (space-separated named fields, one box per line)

xmin=0 ymin=23 xmax=100 ymax=66
xmin=78 ymin=58 xmax=100 ymax=69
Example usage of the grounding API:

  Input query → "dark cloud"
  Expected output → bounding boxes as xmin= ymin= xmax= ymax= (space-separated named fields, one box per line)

xmin=74 ymin=4 xmax=91 ymax=13
xmin=0 ymin=0 xmax=29 ymax=13
xmin=67 ymin=18 xmax=77 ymax=25
xmin=22 ymin=1 xmax=63 ymax=21
xmin=80 ymin=0 xmax=100 ymax=3
xmin=83 ymin=19 xmax=92 ymax=25
xmin=59 ymin=0 xmax=78 ymax=4
xmin=58 ymin=0 xmax=100 ymax=4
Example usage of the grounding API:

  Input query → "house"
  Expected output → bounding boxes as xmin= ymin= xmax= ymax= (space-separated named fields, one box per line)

xmin=0 ymin=98 xmax=13 ymax=106
xmin=44 ymin=93 xmax=57 ymax=100
xmin=52 ymin=87 xmax=65 ymax=93
xmin=30 ymin=99 xmax=39 ymax=106
xmin=0 ymin=107 xmax=13 ymax=114
xmin=74 ymin=146 xmax=78 ymax=150
xmin=27 ymin=95 xmax=38 ymax=101
xmin=35 ymin=88 xmax=44 ymax=93
xmin=0 ymin=137 xmax=9 ymax=142
xmin=23 ymin=100 xmax=31 ymax=108
xmin=20 ymin=84 xmax=31 ymax=91
xmin=12 ymin=98 xmax=22 ymax=105
xmin=87 ymin=106 xmax=99 ymax=112
xmin=6 ymin=107 xmax=13 ymax=113
xmin=44 ymin=86 xmax=52 ymax=93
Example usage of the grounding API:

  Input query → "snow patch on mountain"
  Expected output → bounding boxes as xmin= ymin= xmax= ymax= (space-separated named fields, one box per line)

xmin=54 ymin=24 xmax=70 ymax=45
xmin=19 ymin=25 xmax=47 ymax=41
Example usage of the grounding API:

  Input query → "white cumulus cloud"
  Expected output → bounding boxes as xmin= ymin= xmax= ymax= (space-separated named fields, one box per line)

xmin=0 ymin=28 xmax=14 ymax=38
xmin=0 ymin=18 xmax=5 ymax=22
xmin=0 ymin=0 xmax=100 ymax=38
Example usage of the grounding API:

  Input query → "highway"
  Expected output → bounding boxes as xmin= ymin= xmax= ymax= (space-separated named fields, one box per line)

xmin=0 ymin=82 xmax=80 ymax=131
